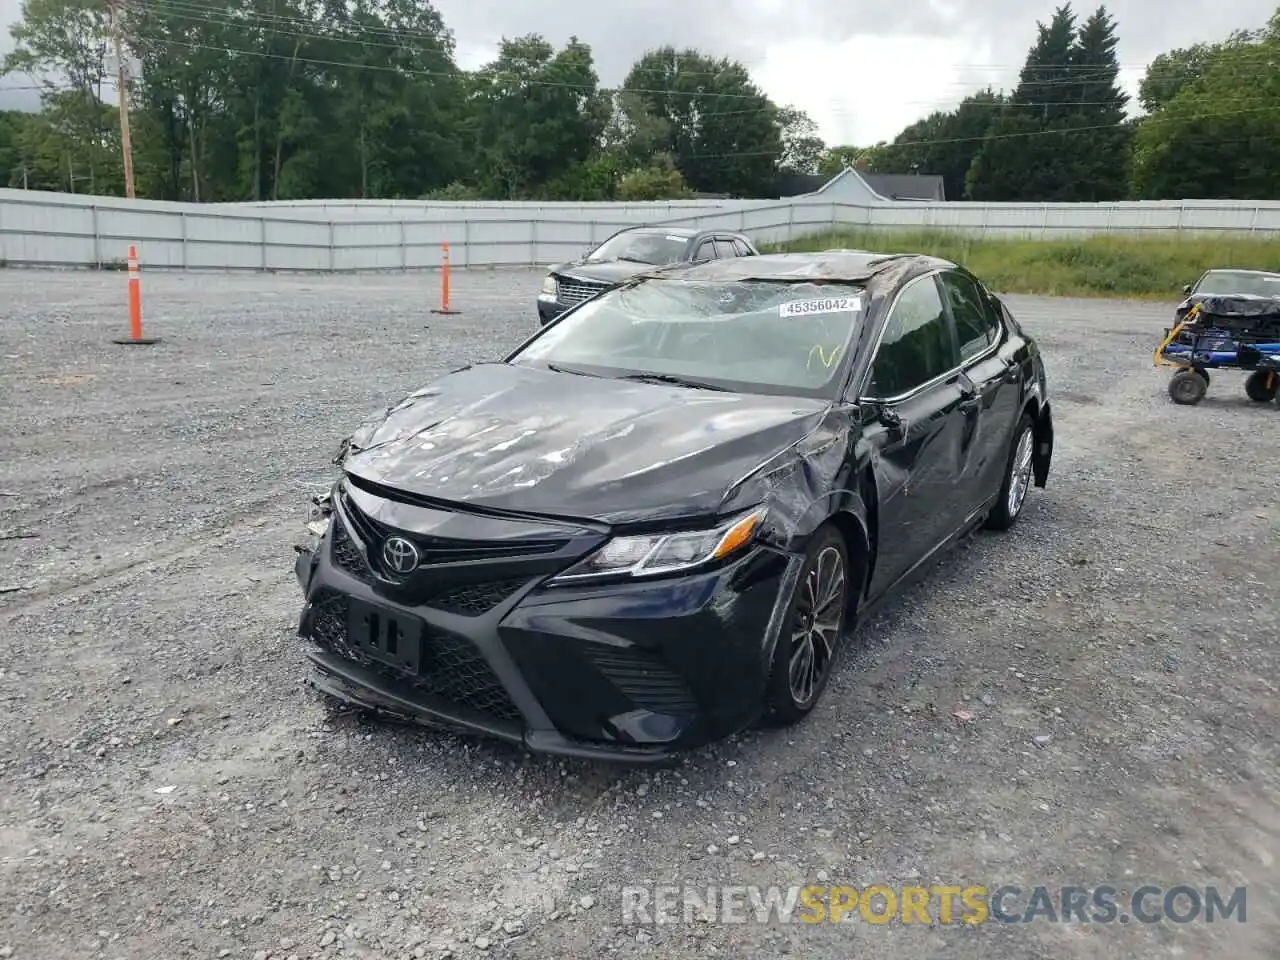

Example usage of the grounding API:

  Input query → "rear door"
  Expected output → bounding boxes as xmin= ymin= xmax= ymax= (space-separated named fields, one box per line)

xmin=936 ymin=270 xmax=1021 ymax=517
xmin=859 ymin=273 xmax=967 ymax=596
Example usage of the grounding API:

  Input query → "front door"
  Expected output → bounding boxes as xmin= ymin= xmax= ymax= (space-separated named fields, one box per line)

xmin=860 ymin=273 xmax=967 ymax=597
xmin=937 ymin=270 xmax=1023 ymax=517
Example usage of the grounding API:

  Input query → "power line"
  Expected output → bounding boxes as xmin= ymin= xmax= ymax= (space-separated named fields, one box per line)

xmin=7 ymin=3 xmax=1277 ymax=164
xmin=127 ymin=0 xmax=1280 ymax=80
xmin=675 ymin=105 xmax=1280 ymax=161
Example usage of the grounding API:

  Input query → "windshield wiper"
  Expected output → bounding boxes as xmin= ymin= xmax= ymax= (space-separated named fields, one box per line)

xmin=613 ymin=255 xmax=655 ymax=264
xmin=546 ymin=363 xmax=602 ymax=378
xmin=614 ymin=372 xmax=728 ymax=391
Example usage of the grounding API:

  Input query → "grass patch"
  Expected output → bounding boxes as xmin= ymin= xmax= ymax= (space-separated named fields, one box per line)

xmin=765 ymin=229 xmax=1280 ymax=299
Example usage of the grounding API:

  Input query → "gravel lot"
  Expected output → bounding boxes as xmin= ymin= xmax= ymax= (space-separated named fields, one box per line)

xmin=1 ymin=267 xmax=1276 ymax=960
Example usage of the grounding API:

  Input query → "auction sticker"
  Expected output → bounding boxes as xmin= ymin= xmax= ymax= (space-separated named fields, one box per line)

xmin=780 ymin=296 xmax=861 ymax=317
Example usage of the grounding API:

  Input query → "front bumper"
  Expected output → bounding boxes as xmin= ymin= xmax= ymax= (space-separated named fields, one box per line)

xmin=294 ymin=484 xmax=797 ymax=762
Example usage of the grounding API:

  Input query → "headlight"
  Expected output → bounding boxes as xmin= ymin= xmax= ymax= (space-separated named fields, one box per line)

xmin=540 ymin=276 xmax=557 ymax=297
xmin=547 ymin=508 xmax=765 ymax=585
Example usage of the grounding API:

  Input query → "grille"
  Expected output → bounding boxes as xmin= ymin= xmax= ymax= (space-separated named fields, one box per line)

xmin=583 ymin=645 xmax=699 ymax=714
xmin=332 ymin=515 xmax=530 ymax=614
xmin=330 ymin=519 xmax=367 ymax=577
xmin=340 ymin=491 xmax=564 ymax=564
xmin=306 ymin=588 xmax=522 ymax=723
xmin=430 ymin=579 xmax=528 ymax=616
xmin=556 ymin=277 xmax=610 ymax=306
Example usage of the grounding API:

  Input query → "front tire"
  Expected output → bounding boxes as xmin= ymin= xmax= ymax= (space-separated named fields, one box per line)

xmin=762 ymin=526 xmax=850 ymax=727
xmin=985 ymin=412 xmax=1036 ymax=531
xmin=1168 ymin=369 xmax=1208 ymax=405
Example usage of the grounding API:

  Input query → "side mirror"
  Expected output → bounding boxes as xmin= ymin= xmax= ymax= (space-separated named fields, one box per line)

xmin=1182 ymin=284 xmax=1192 ymax=295
xmin=861 ymin=401 xmax=903 ymax=440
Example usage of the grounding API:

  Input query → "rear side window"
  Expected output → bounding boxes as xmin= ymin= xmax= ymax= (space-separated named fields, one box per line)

xmin=940 ymin=271 xmax=1000 ymax=361
xmin=867 ymin=276 xmax=958 ymax=398
xmin=694 ymin=240 xmax=716 ymax=261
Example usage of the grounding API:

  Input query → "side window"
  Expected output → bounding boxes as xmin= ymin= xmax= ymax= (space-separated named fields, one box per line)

xmin=939 ymin=271 xmax=1000 ymax=361
xmin=694 ymin=240 xmax=716 ymax=261
xmin=733 ymin=239 xmax=753 ymax=257
xmin=866 ymin=277 xmax=958 ymax=398
xmin=714 ymin=238 xmax=737 ymax=258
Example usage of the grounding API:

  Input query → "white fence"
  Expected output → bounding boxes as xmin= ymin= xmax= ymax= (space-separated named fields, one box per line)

xmin=1 ymin=188 xmax=1278 ymax=272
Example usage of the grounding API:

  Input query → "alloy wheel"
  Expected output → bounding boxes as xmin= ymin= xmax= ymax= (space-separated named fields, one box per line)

xmin=1006 ymin=426 xmax=1034 ymax=520
xmin=788 ymin=545 xmax=846 ymax=707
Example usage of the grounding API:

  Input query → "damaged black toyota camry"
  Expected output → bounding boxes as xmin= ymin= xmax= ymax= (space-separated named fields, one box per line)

xmin=293 ymin=251 xmax=1053 ymax=762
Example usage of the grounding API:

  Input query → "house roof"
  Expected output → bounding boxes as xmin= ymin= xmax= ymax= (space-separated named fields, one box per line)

xmin=775 ymin=166 xmax=948 ymax=201
xmin=860 ymin=173 xmax=947 ymax=202
xmin=774 ymin=173 xmax=831 ymax=197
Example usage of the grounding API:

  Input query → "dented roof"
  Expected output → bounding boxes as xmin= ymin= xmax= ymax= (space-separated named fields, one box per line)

xmin=633 ymin=250 xmax=956 ymax=286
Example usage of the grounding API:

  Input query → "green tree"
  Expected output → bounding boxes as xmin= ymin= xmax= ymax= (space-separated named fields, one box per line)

xmin=967 ymin=4 xmax=1079 ymax=200
xmin=1137 ymin=31 xmax=1258 ymax=112
xmin=966 ymin=4 xmax=1130 ymax=201
xmin=876 ymin=89 xmax=1006 ymax=200
xmin=470 ymin=34 xmax=610 ymax=199
xmin=2 ymin=0 xmax=126 ymax=193
xmin=620 ymin=47 xmax=783 ymax=197
xmin=1131 ymin=12 xmax=1280 ymax=199
xmin=1064 ymin=6 xmax=1130 ymax=199
xmin=776 ymin=106 xmax=825 ymax=175
xmin=817 ymin=144 xmax=861 ymax=176
xmin=0 ymin=111 xmax=25 ymax=185
xmin=617 ymin=153 xmax=693 ymax=200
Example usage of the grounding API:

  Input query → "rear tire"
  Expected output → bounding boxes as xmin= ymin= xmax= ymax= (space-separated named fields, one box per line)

xmin=1245 ymin=369 xmax=1278 ymax=403
xmin=984 ymin=412 xmax=1035 ymax=532
xmin=762 ymin=525 xmax=850 ymax=727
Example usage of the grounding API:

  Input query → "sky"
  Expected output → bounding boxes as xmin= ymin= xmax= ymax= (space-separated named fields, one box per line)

xmin=1 ymin=0 xmax=1275 ymax=145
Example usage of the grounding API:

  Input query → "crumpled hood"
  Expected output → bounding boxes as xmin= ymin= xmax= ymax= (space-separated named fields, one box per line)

xmin=340 ymin=363 xmax=829 ymax=525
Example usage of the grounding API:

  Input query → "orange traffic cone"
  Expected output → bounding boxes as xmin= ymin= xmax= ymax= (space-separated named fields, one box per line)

xmin=430 ymin=241 xmax=462 ymax=315
xmin=113 ymin=244 xmax=160 ymax=345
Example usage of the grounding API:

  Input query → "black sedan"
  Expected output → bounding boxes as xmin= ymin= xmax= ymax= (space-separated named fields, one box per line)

xmin=537 ymin=225 xmax=759 ymax=325
xmin=295 ymin=251 xmax=1054 ymax=763
xmin=1177 ymin=267 xmax=1280 ymax=321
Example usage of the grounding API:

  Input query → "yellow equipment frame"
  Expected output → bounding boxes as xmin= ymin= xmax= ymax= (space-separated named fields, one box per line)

xmin=1153 ymin=303 xmax=1201 ymax=369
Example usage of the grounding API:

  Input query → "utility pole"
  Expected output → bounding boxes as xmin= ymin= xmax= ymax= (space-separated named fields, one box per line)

xmin=110 ymin=0 xmax=136 ymax=199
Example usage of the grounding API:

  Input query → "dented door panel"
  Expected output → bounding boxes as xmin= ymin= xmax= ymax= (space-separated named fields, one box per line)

xmin=865 ymin=376 xmax=968 ymax=596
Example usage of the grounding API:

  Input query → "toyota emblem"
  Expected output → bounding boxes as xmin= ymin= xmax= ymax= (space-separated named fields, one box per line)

xmin=381 ymin=536 xmax=420 ymax=575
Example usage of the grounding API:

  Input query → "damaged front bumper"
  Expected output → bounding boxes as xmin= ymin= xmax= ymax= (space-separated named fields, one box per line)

xmin=292 ymin=483 xmax=799 ymax=763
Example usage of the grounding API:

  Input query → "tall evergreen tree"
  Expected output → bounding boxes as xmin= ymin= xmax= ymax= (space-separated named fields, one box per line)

xmin=1065 ymin=6 xmax=1131 ymax=199
xmin=1011 ymin=4 xmax=1079 ymax=120
xmin=967 ymin=4 xmax=1081 ymax=200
